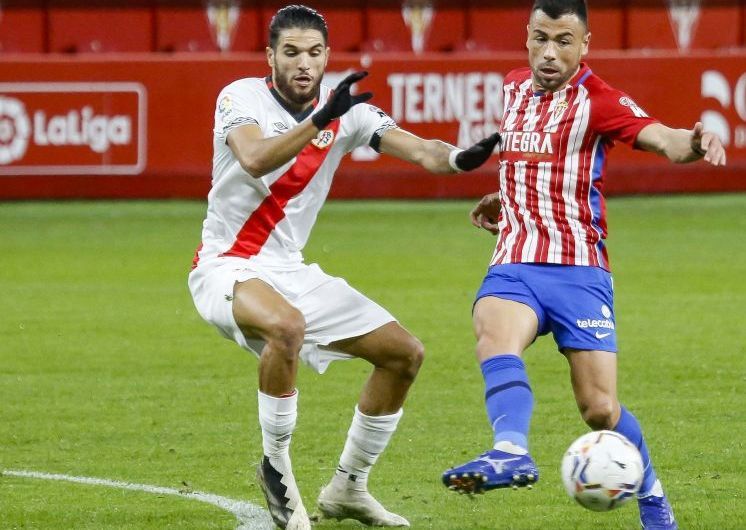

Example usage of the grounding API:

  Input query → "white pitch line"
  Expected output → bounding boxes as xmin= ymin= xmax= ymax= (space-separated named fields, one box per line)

xmin=2 ymin=469 xmax=274 ymax=530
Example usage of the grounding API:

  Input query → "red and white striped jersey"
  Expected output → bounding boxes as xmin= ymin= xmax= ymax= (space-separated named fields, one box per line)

xmin=491 ymin=63 xmax=657 ymax=271
xmin=192 ymin=76 xmax=396 ymax=270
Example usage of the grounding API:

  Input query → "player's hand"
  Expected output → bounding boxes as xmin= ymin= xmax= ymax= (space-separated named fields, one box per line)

xmin=691 ymin=121 xmax=727 ymax=166
xmin=311 ymin=71 xmax=373 ymax=129
xmin=453 ymin=132 xmax=502 ymax=171
xmin=470 ymin=192 xmax=501 ymax=235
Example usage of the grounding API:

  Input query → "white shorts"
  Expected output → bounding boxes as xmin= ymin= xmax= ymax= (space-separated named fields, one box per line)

xmin=188 ymin=258 xmax=396 ymax=373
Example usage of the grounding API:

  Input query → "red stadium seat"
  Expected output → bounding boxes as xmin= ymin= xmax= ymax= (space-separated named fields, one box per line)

xmin=465 ymin=1 xmax=624 ymax=52
xmin=587 ymin=0 xmax=624 ymax=50
xmin=627 ymin=1 xmax=741 ymax=51
xmin=464 ymin=2 xmax=527 ymax=52
xmin=0 ymin=0 xmax=46 ymax=53
xmin=364 ymin=0 xmax=465 ymax=53
xmin=156 ymin=0 xmax=261 ymax=52
xmin=48 ymin=1 xmax=153 ymax=53
xmin=259 ymin=1 xmax=363 ymax=52
xmin=319 ymin=4 xmax=365 ymax=52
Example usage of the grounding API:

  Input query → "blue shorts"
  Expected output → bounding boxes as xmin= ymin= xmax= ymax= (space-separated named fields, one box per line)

xmin=476 ymin=263 xmax=617 ymax=353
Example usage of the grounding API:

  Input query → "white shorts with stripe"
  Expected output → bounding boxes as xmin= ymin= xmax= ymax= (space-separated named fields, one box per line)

xmin=188 ymin=257 xmax=396 ymax=374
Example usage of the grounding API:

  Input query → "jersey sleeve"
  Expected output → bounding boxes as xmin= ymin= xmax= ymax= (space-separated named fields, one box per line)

xmin=590 ymin=86 xmax=658 ymax=147
xmin=346 ymin=103 xmax=398 ymax=152
xmin=213 ymin=83 xmax=262 ymax=141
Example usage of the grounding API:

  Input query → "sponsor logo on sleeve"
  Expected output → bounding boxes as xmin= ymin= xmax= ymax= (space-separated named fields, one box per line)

xmin=368 ymin=105 xmax=389 ymax=119
xmin=218 ymin=95 xmax=232 ymax=118
xmin=618 ymin=96 xmax=649 ymax=118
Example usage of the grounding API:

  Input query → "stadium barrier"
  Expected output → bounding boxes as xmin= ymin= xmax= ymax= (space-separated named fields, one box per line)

xmin=0 ymin=52 xmax=744 ymax=199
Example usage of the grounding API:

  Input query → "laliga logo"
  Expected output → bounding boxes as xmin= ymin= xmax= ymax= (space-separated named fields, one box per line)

xmin=0 ymin=97 xmax=133 ymax=165
xmin=0 ymin=97 xmax=31 ymax=165
xmin=33 ymin=106 xmax=131 ymax=154
xmin=701 ymin=70 xmax=746 ymax=148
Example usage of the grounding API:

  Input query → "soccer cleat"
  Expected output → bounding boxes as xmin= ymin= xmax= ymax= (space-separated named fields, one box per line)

xmin=317 ymin=479 xmax=410 ymax=527
xmin=256 ymin=456 xmax=311 ymax=530
xmin=442 ymin=449 xmax=539 ymax=494
xmin=638 ymin=483 xmax=677 ymax=530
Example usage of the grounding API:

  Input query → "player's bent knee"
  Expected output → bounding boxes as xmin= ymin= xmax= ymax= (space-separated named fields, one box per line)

xmin=392 ymin=336 xmax=425 ymax=381
xmin=267 ymin=317 xmax=305 ymax=356
xmin=580 ymin=399 xmax=617 ymax=430
xmin=248 ymin=306 xmax=306 ymax=357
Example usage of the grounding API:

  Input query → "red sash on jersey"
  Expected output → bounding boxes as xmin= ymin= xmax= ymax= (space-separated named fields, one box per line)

xmin=219 ymin=119 xmax=341 ymax=259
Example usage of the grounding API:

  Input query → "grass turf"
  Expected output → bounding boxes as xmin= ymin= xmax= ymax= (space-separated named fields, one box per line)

xmin=1 ymin=195 xmax=744 ymax=529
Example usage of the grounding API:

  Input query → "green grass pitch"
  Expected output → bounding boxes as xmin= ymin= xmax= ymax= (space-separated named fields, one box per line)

xmin=1 ymin=195 xmax=744 ymax=529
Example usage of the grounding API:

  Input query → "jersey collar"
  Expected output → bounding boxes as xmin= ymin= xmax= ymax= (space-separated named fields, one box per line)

xmin=570 ymin=63 xmax=592 ymax=88
xmin=265 ymin=75 xmax=319 ymax=123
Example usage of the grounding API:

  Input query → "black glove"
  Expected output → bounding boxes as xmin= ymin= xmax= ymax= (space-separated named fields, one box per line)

xmin=312 ymin=71 xmax=373 ymax=129
xmin=453 ymin=132 xmax=502 ymax=171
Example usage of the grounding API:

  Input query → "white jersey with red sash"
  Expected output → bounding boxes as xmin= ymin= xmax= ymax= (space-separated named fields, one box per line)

xmin=192 ymin=76 xmax=397 ymax=270
xmin=491 ymin=64 xmax=657 ymax=271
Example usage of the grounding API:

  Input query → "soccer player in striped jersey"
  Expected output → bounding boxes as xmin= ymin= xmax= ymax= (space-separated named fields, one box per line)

xmin=188 ymin=5 xmax=499 ymax=529
xmin=441 ymin=2 xmax=725 ymax=529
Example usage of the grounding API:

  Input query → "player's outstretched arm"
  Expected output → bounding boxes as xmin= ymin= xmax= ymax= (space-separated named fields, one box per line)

xmin=227 ymin=71 xmax=372 ymax=178
xmin=378 ymin=129 xmax=501 ymax=174
xmin=635 ymin=122 xmax=727 ymax=166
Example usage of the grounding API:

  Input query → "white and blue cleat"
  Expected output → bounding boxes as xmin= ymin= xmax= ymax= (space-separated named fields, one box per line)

xmin=638 ymin=480 xmax=678 ymax=530
xmin=442 ymin=449 xmax=539 ymax=494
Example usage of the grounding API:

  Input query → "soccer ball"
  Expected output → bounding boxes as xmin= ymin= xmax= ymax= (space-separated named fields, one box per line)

xmin=561 ymin=430 xmax=644 ymax=512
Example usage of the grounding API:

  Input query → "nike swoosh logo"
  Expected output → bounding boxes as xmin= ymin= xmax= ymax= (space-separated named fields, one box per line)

xmin=595 ymin=331 xmax=611 ymax=339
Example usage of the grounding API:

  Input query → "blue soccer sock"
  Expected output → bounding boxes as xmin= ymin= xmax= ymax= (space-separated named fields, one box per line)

xmin=613 ymin=405 xmax=658 ymax=496
xmin=481 ymin=355 xmax=533 ymax=451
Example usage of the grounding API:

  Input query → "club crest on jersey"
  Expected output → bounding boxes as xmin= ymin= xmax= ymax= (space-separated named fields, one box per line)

xmin=312 ymin=128 xmax=335 ymax=149
xmin=553 ymin=99 xmax=569 ymax=120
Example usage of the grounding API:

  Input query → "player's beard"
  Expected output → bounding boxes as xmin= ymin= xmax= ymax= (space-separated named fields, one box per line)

xmin=275 ymin=72 xmax=323 ymax=109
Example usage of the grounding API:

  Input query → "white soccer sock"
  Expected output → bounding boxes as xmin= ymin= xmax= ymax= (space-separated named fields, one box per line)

xmin=334 ymin=406 xmax=403 ymax=491
xmin=638 ymin=479 xmax=664 ymax=499
xmin=258 ymin=389 xmax=298 ymax=471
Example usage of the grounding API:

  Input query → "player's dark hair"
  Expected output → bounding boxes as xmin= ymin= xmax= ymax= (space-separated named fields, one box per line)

xmin=269 ymin=5 xmax=328 ymax=49
xmin=531 ymin=0 xmax=589 ymax=28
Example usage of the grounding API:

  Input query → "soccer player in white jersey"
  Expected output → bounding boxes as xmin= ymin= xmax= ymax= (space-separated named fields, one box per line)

xmin=188 ymin=5 xmax=500 ymax=529
xmin=441 ymin=1 xmax=725 ymax=529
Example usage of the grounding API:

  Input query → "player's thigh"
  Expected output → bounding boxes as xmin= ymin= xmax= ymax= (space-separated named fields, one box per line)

xmin=329 ymin=321 xmax=424 ymax=368
xmin=473 ymin=296 xmax=540 ymax=359
xmin=564 ymin=348 xmax=618 ymax=409
xmin=232 ymin=278 xmax=305 ymax=342
xmin=188 ymin=259 xmax=301 ymax=351
xmin=473 ymin=264 xmax=545 ymax=358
